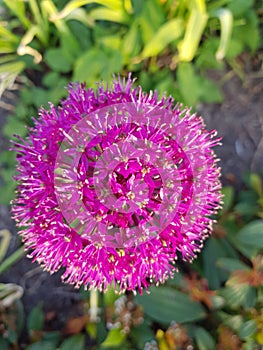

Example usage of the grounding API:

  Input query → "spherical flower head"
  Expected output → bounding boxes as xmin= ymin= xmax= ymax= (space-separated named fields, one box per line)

xmin=12 ymin=74 xmax=222 ymax=294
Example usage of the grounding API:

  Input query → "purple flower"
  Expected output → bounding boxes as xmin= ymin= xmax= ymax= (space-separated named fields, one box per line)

xmin=12 ymin=75 xmax=222 ymax=294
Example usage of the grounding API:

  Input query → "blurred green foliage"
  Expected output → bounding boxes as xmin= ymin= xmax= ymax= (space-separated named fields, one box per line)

xmin=0 ymin=0 xmax=261 ymax=100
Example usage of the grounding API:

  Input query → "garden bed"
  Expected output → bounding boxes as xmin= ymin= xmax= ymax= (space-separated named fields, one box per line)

xmin=0 ymin=58 xmax=262 ymax=348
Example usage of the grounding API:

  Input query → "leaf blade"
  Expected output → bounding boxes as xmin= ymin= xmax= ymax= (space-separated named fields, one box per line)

xmin=136 ymin=286 xmax=206 ymax=324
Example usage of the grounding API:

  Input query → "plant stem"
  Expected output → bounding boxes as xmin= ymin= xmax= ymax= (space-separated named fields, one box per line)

xmin=0 ymin=246 xmax=25 ymax=275
xmin=90 ymin=289 xmax=99 ymax=322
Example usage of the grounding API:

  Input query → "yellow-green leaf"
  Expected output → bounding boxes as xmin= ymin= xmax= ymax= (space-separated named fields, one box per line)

xmin=141 ymin=19 xmax=184 ymax=59
xmin=0 ymin=229 xmax=11 ymax=263
xmin=0 ymin=61 xmax=25 ymax=97
xmin=3 ymin=0 xmax=30 ymax=28
xmin=101 ymin=328 xmax=126 ymax=348
xmin=89 ymin=7 xmax=128 ymax=23
xmin=0 ymin=25 xmax=19 ymax=43
xmin=50 ymin=0 xmax=122 ymax=21
xmin=178 ymin=7 xmax=208 ymax=62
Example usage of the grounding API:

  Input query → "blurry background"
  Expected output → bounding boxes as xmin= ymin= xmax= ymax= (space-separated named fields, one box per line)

xmin=0 ymin=1 xmax=263 ymax=349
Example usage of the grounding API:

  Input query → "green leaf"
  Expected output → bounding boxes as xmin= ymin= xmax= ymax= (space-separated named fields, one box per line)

xmin=237 ymin=220 xmax=263 ymax=248
xmin=178 ymin=2 xmax=208 ymax=62
xmin=45 ymin=48 xmax=72 ymax=73
xmin=52 ymin=0 xmax=128 ymax=23
xmin=220 ymin=285 xmax=256 ymax=308
xmin=130 ymin=323 xmax=154 ymax=349
xmin=104 ymin=287 xmax=119 ymax=306
xmin=0 ymin=54 xmax=17 ymax=65
xmin=233 ymin=11 xmax=260 ymax=53
xmin=26 ymin=342 xmax=57 ymax=350
xmin=225 ymin=38 xmax=243 ymax=58
xmin=42 ymin=72 xmax=60 ymax=88
xmin=217 ymin=257 xmax=249 ymax=272
xmin=218 ymin=312 xmax=243 ymax=332
xmin=102 ymin=49 xmax=123 ymax=81
xmin=154 ymin=73 xmax=176 ymax=99
xmin=0 ymin=150 xmax=16 ymax=167
xmin=249 ymin=173 xmax=262 ymax=196
xmin=48 ymin=79 xmax=68 ymax=104
xmin=73 ymin=48 xmax=105 ymax=83
xmin=141 ymin=19 xmax=183 ymax=59
xmin=0 ymin=337 xmax=9 ymax=350
xmin=194 ymin=327 xmax=215 ymax=350
xmin=101 ymin=328 xmax=126 ymax=348
xmin=176 ymin=62 xmax=200 ymax=106
xmin=30 ymin=87 xmax=49 ymax=108
xmin=96 ymin=321 xmax=108 ymax=344
xmin=64 ymin=7 xmax=94 ymax=27
xmin=42 ymin=332 xmax=61 ymax=346
xmin=232 ymin=242 xmax=258 ymax=260
xmin=235 ymin=197 xmax=259 ymax=218
xmin=3 ymin=0 xmax=31 ymax=28
xmin=196 ymin=38 xmax=224 ymax=69
xmin=86 ymin=322 xmax=97 ymax=339
xmin=0 ymin=40 xmax=16 ymax=54
xmin=68 ymin=21 xmax=92 ymax=50
xmin=227 ymin=0 xmax=253 ymax=17
xmin=59 ymin=32 xmax=81 ymax=61
xmin=0 ymin=229 xmax=11 ymax=263
xmin=60 ymin=334 xmax=85 ymax=350
xmin=0 ymin=168 xmax=15 ymax=185
xmin=3 ymin=119 xmax=27 ymax=138
xmin=0 ymin=24 xmax=19 ymax=43
xmin=136 ymin=286 xmax=206 ymax=324
xmin=220 ymin=186 xmax=234 ymax=214
xmin=97 ymin=35 xmax=121 ymax=52
xmin=0 ymin=61 xmax=25 ymax=98
xmin=0 ymin=181 xmax=16 ymax=205
xmin=0 ymin=246 xmax=25 ymax=275
xmin=89 ymin=8 xmax=129 ymax=24
xmin=122 ymin=20 xmax=141 ymax=61
xmin=50 ymin=0 xmax=123 ymax=20
xmin=239 ymin=320 xmax=257 ymax=340
xmin=15 ymin=299 xmax=25 ymax=337
xmin=27 ymin=304 xmax=44 ymax=332
xmin=199 ymin=77 xmax=223 ymax=103
xmin=73 ymin=47 xmax=123 ymax=85
xmin=203 ymin=237 xmax=232 ymax=289
xmin=166 ymin=271 xmax=184 ymax=288
xmin=138 ymin=0 xmax=165 ymax=45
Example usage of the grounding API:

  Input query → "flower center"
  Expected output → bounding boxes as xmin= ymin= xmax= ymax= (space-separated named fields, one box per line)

xmin=110 ymin=159 xmax=160 ymax=210
xmin=54 ymin=104 xmax=196 ymax=248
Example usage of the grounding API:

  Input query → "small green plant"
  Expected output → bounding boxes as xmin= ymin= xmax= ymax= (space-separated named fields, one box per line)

xmin=0 ymin=229 xmax=24 ymax=350
xmin=0 ymin=0 xmax=81 ymax=97
xmin=0 ymin=0 xmax=261 ymax=98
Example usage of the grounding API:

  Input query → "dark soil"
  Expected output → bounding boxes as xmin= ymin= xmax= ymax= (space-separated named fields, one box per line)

xmin=0 ymin=60 xmax=262 ymax=336
xmin=199 ymin=63 xmax=263 ymax=186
